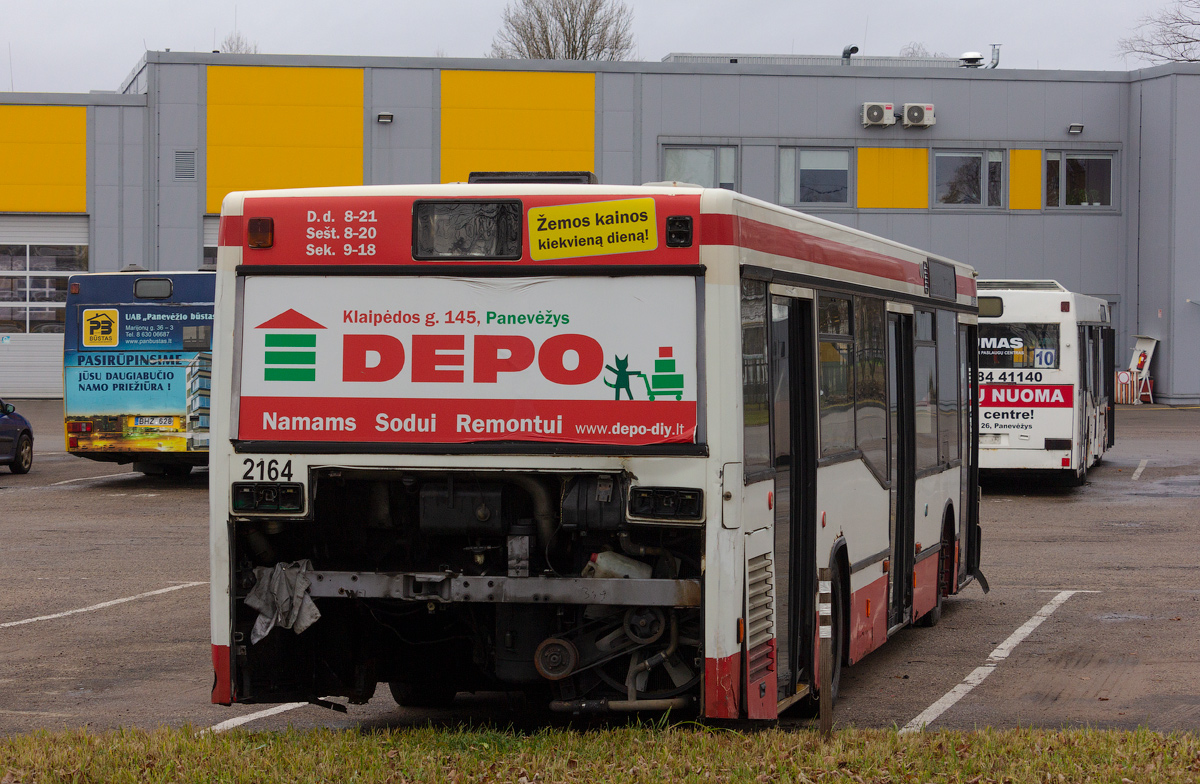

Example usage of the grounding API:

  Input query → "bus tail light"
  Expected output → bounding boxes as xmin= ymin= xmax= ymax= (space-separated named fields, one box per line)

xmin=247 ymin=217 xmax=274 ymax=249
xmin=67 ymin=421 xmax=93 ymax=433
xmin=68 ymin=437 xmax=78 ymax=448
xmin=232 ymin=482 xmax=304 ymax=513
xmin=628 ymin=487 xmax=703 ymax=521
xmin=70 ymin=281 xmax=80 ymax=295
xmin=1060 ymin=300 xmax=1070 ymax=312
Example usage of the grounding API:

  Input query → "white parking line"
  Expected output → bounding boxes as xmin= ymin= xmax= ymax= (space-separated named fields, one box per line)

xmin=51 ymin=472 xmax=133 ymax=486
xmin=899 ymin=590 xmax=1095 ymax=733
xmin=1131 ymin=459 xmax=1149 ymax=481
xmin=0 ymin=582 xmax=207 ymax=628
xmin=207 ymin=702 xmax=309 ymax=733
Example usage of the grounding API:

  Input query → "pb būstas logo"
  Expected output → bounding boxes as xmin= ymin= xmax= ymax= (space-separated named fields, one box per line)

xmin=256 ymin=309 xmax=325 ymax=381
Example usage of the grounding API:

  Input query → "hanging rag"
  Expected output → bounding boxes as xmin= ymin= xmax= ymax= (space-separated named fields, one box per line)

xmin=244 ymin=559 xmax=322 ymax=644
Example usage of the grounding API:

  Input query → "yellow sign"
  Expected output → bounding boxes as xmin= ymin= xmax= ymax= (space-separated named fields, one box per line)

xmin=528 ymin=198 xmax=657 ymax=261
xmin=82 ymin=309 xmax=119 ymax=347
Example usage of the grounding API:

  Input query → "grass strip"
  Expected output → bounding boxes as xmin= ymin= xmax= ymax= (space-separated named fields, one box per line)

xmin=1 ymin=725 xmax=1198 ymax=783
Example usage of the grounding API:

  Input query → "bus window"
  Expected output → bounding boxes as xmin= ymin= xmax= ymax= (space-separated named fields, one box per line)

xmin=818 ymin=294 xmax=854 ymax=456
xmin=914 ymin=310 xmax=938 ymax=470
xmin=978 ymin=323 xmax=1059 ymax=369
xmin=937 ymin=311 xmax=960 ymax=462
xmin=741 ymin=278 xmax=770 ymax=476
xmin=134 ymin=277 xmax=173 ymax=299
xmin=855 ymin=296 xmax=886 ymax=477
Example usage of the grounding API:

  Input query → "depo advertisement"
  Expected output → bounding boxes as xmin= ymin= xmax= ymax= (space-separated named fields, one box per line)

xmin=236 ymin=275 xmax=699 ymax=446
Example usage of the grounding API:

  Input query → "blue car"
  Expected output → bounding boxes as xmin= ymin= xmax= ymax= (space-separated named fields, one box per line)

xmin=0 ymin=399 xmax=33 ymax=474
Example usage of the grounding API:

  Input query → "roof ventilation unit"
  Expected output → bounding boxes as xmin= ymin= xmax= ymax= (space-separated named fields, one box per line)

xmin=861 ymin=102 xmax=896 ymax=127
xmin=902 ymin=103 xmax=936 ymax=128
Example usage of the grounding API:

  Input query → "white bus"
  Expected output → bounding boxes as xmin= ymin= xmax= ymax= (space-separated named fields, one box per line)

xmin=209 ymin=179 xmax=984 ymax=720
xmin=977 ymin=280 xmax=1115 ymax=482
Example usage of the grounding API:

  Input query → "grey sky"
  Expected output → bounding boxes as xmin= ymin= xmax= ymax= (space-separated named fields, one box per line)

xmin=6 ymin=0 xmax=1156 ymax=94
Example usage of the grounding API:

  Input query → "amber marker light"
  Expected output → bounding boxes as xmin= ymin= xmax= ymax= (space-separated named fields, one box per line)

xmin=247 ymin=217 xmax=274 ymax=248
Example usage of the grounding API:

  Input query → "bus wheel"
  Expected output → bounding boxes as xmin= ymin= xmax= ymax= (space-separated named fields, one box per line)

xmin=1072 ymin=458 xmax=1088 ymax=487
xmin=828 ymin=558 xmax=846 ymax=702
xmin=10 ymin=434 xmax=32 ymax=474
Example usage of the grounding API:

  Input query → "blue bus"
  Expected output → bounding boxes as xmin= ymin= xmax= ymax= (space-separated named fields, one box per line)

xmin=63 ymin=270 xmax=215 ymax=475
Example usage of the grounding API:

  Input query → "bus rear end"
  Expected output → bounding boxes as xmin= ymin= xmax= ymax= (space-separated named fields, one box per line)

xmin=64 ymin=271 xmax=215 ymax=473
xmin=977 ymin=282 xmax=1084 ymax=478
xmin=210 ymin=186 xmax=714 ymax=713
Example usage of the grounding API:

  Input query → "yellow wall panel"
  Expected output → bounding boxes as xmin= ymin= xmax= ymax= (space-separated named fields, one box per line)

xmin=856 ymin=148 xmax=928 ymax=209
xmin=0 ymin=106 xmax=87 ymax=213
xmin=1008 ymin=149 xmax=1042 ymax=210
xmin=206 ymin=66 xmax=363 ymax=213
xmin=440 ymin=71 xmax=594 ymax=183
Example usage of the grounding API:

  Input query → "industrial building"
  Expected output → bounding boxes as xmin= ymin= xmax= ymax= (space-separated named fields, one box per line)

xmin=1 ymin=50 xmax=1197 ymax=402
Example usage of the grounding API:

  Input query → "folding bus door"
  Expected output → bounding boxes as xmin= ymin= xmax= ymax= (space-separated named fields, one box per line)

xmin=887 ymin=313 xmax=915 ymax=630
xmin=765 ymin=292 xmax=817 ymax=708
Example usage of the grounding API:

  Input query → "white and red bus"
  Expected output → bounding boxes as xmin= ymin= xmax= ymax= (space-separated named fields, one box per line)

xmin=209 ymin=179 xmax=984 ymax=719
xmin=977 ymin=281 xmax=1115 ymax=483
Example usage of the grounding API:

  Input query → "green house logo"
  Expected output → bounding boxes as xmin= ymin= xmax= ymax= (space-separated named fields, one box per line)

xmin=255 ymin=309 xmax=326 ymax=381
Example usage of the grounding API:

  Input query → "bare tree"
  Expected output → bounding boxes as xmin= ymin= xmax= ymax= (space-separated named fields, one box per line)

xmin=1119 ymin=0 xmax=1200 ymax=62
xmin=220 ymin=30 xmax=260 ymax=55
xmin=490 ymin=0 xmax=634 ymax=61
xmin=899 ymin=41 xmax=949 ymax=58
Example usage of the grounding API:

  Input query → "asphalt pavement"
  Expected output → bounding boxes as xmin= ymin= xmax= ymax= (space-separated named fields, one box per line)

xmin=0 ymin=399 xmax=1197 ymax=733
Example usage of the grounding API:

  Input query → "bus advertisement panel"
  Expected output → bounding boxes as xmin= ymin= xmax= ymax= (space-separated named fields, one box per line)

xmin=236 ymin=275 xmax=698 ymax=446
xmin=64 ymin=272 xmax=215 ymax=470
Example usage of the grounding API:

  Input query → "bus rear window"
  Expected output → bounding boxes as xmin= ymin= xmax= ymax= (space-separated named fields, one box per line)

xmin=979 ymin=323 xmax=1059 ymax=369
xmin=134 ymin=278 xmax=172 ymax=299
xmin=413 ymin=200 xmax=522 ymax=260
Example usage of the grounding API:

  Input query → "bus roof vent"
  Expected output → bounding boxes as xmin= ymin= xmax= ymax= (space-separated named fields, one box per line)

xmin=468 ymin=171 xmax=598 ymax=184
xmin=978 ymin=279 xmax=1065 ymax=291
xmin=120 ymin=263 xmax=149 ymax=273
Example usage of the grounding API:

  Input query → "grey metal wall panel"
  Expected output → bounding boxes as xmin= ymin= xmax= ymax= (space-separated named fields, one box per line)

xmin=154 ymin=64 xmax=205 ymax=271
xmin=1040 ymin=215 xmax=1083 ymax=291
xmin=699 ymin=75 xmax=740 ymax=136
xmin=1134 ymin=77 xmax=1173 ymax=371
xmin=1004 ymin=81 xmax=1048 ymax=140
xmin=0 ymin=335 xmax=65 ymax=398
xmin=964 ymin=214 xmax=1009 ymax=272
xmin=599 ymin=73 xmax=635 ymax=184
xmin=367 ymin=68 xmax=435 ymax=185
xmin=928 ymin=79 xmax=972 ymax=140
xmin=1004 ymin=214 xmax=1046 ymax=280
xmin=777 ymin=78 xmax=820 ymax=138
xmin=735 ymin=76 xmax=780 ymax=137
xmin=740 ymin=145 xmax=776 ymax=203
xmin=929 ymin=214 xmax=970 ymax=264
xmin=1169 ymin=75 xmax=1200 ymax=399
xmin=656 ymin=75 xmax=702 ymax=137
xmin=1079 ymin=216 xmax=1121 ymax=296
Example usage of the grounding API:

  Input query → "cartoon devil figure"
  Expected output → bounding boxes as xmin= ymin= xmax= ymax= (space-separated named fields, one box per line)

xmin=603 ymin=355 xmax=643 ymax=400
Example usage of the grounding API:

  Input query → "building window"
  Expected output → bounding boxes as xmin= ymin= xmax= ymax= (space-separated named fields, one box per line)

xmin=780 ymin=149 xmax=850 ymax=205
xmin=935 ymin=151 xmax=1003 ymax=207
xmin=664 ymin=146 xmax=737 ymax=189
xmin=1046 ymin=152 xmax=1112 ymax=207
xmin=0 ymin=244 xmax=88 ymax=333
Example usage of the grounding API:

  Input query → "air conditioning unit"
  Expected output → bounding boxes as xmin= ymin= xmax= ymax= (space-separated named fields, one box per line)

xmin=861 ymin=102 xmax=896 ymax=127
xmin=902 ymin=103 xmax=936 ymax=128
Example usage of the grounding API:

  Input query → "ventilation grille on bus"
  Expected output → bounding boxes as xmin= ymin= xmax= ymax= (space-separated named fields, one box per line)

xmin=977 ymin=279 xmax=1066 ymax=292
xmin=174 ymin=150 xmax=197 ymax=180
xmin=746 ymin=552 xmax=775 ymax=650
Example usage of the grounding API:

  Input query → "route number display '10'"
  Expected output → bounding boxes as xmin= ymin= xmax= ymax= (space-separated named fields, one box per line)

xmin=235 ymin=275 xmax=699 ymax=446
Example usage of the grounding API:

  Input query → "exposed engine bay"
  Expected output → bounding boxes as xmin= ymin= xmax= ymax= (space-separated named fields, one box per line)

xmin=230 ymin=469 xmax=704 ymax=713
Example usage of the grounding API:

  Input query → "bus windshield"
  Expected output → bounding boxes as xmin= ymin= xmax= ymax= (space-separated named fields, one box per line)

xmin=978 ymin=323 xmax=1059 ymax=369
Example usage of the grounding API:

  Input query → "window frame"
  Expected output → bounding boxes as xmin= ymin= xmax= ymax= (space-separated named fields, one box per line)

xmin=1044 ymin=150 xmax=1117 ymax=209
xmin=933 ymin=149 xmax=1005 ymax=208
xmin=0 ymin=243 xmax=88 ymax=334
xmin=778 ymin=146 xmax=853 ymax=207
xmin=662 ymin=145 xmax=739 ymax=190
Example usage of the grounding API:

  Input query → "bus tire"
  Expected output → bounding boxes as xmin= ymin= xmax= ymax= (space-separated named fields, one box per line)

xmin=828 ymin=557 xmax=846 ymax=702
xmin=1072 ymin=458 xmax=1088 ymax=487
xmin=10 ymin=434 xmax=32 ymax=474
